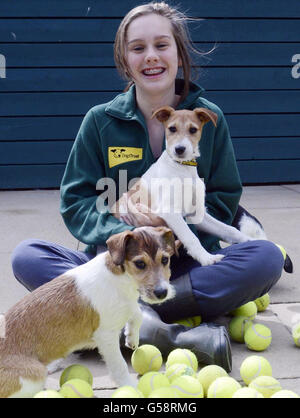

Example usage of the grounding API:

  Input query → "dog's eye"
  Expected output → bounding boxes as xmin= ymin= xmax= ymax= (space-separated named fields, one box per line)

xmin=134 ymin=260 xmax=146 ymax=270
xmin=169 ymin=126 xmax=177 ymax=133
xmin=161 ymin=256 xmax=169 ymax=265
xmin=189 ymin=127 xmax=198 ymax=134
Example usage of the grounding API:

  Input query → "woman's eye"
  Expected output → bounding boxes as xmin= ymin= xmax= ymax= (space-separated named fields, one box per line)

xmin=133 ymin=46 xmax=144 ymax=52
xmin=134 ymin=260 xmax=146 ymax=270
xmin=161 ymin=256 xmax=169 ymax=265
xmin=157 ymin=43 xmax=168 ymax=49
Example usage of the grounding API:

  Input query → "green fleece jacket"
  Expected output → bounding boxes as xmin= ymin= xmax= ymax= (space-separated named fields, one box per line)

xmin=60 ymin=80 xmax=242 ymax=255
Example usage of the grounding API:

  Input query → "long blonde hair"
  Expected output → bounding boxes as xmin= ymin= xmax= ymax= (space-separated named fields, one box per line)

xmin=114 ymin=1 xmax=200 ymax=102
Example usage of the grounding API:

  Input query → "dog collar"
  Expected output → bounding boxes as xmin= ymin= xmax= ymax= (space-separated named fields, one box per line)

xmin=175 ymin=159 xmax=198 ymax=167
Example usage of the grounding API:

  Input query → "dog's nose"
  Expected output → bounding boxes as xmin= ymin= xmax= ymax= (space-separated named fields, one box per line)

xmin=175 ymin=146 xmax=186 ymax=156
xmin=153 ymin=287 xmax=168 ymax=300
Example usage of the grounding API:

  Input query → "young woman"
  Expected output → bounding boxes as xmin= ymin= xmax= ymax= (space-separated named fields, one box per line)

xmin=12 ymin=2 xmax=284 ymax=372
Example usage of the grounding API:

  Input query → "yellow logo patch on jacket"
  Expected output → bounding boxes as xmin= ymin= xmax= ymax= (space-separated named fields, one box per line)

xmin=108 ymin=147 xmax=143 ymax=168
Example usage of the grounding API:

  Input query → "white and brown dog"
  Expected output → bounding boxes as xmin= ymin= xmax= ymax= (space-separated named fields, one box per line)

xmin=0 ymin=226 xmax=178 ymax=398
xmin=113 ymin=106 xmax=252 ymax=267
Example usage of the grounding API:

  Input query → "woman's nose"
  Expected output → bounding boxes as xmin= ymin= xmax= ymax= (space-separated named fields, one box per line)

xmin=145 ymin=48 xmax=159 ymax=65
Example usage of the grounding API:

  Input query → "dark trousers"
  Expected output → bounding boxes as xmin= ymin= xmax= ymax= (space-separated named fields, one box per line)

xmin=11 ymin=238 xmax=284 ymax=322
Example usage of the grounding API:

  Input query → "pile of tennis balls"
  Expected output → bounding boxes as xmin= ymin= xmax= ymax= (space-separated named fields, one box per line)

xmin=228 ymin=295 xmax=273 ymax=351
xmin=112 ymin=345 xmax=300 ymax=398
xmin=33 ymin=364 xmax=94 ymax=398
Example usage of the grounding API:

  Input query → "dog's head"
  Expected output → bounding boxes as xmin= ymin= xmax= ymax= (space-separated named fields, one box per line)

xmin=152 ymin=106 xmax=217 ymax=163
xmin=106 ymin=226 xmax=180 ymax=304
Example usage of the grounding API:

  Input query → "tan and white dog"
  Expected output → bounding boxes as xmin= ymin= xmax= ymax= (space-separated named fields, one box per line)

xmin=113 ymin=106 xmax=251 ymax=267
xmin=0 ymin=226 xmax=178 ymax=398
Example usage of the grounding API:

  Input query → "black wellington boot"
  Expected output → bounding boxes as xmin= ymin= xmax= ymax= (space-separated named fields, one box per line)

xmin=137 ymin=273 xmax=232 ymax=372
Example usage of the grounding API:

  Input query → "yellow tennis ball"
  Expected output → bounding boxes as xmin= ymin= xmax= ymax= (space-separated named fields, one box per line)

xmin=276 ymin=244 xmax=287 ymax=260
xmin=292 ymin=323 xmax=300 ymax=347
xmin=111 ymin=386 xmax=144 ymax=398
xmin=197 ymin=365 xmax=228 ymax=397
xmin=230 ymin=301 xmax=257 ymax=320
xmin=148 ymin=387 xmax=176 ymax=398
xmin=174 ymin=316 xmax=202 ymax=327
xmin=244 ymin=323 xmax=272 ymax=351
xmin=59 ymin=378 xmax=94 ymax=398
xmin=137 ymin=372 xmax=170 ymax=397
xmin=240 ymin=355 xmax=272 ymax=385
xmin=254 ymin=294 xmax=270 ymax=312
xmin=207 ymin=376 xmax=241 ymax=398
xmin=249 ymin=376 xmax=281 ymax=398
xmin=228 ymin=316 xmax=253 ymax=343
xmin=232 ymin=388 xmax=264 ymax=398
xmin=165 ymin=363 xmax=195 ymax=383
xmin=166 ymin=348 xmax=198 ymax=372
xmin=271 ymin=390 xmax=300 ymax=398
xmin=131 ymin=344 xmax=163 ymax=375
xmin=33 ymin=390 xmax=64 ymax=398
xmin=171 ymin=376 xmax=204 ymax=398
xmin=59 ymin=364 xmax=93 ymax=387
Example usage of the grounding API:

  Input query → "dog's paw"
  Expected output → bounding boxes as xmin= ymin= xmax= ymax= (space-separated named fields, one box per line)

xmin=125 ymin=332 xmax=139 ymax=351
xmin=198 ymin=253 xmax=224 ymax=266
xmin=47 ymin=359 xmax=64 ymax=375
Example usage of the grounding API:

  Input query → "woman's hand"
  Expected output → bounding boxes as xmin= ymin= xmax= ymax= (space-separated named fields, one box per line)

xmin=113 ymin=194 xmax=167 ymax=228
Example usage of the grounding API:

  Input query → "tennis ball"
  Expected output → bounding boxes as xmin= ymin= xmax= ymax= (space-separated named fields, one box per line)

xmin=171 ymin=376 xmax=204 ymax=398
xmin=207 ymin=376 xmax=241 ymax=398
xmin=228 ymin=316 xmax=252 ymax=343
xmin=111 ymin=386 xmax=144 ymax=398
xmin=230 ymin=301 xmax=257 ymax=320
xmin=174 ymin=316 xmax=202 ymax=327
xmin=254 ymin=293 xmax=270 ymax=312
xmin=292 ymin=322 xmax=300 ymax=347
xmin=166 ymin=348 xmax=198 ymax=372
xmin=165 ymin=363 xmax=195 ymax=383
xmin=137 ymin=371 xmax=170 ymax=397
xmin=276 ymin=244 xmax=287 ymax=260
xmin=197 ymin=365 xmax=228 ymax=397
xmin=240 ymin=355 xmax=272 ymax=385
xmin=271 ymin=390 xmax=300 ymax=398
xmin=249 ymin=376 xmax=281 ymax=398
xmin=244 ymin=323 xmax=272 ymax=351
xmin=148 ymin=387 xmax=176 ymax=398
xmin=59 ymin=364 xmax=93 ymax=387
xmin=232 ymin=387 xmax=264 ymax=398
xmin=33 ymin=390 xmax=64 ymax=398
xmin=131 ymin=344 xmax=162 ymax=375
xmin=59 ymin=378 xmax=94 ymax=398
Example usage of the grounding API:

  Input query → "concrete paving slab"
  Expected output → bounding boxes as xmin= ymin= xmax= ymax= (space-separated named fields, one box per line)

xmin=0 ymin=190 xmax=76 ymax=253
xmin=282 ymin=184 xmax=300 ymax=194
xmin=271 ymin=303 xmax=300 ymax=330
xmin=240 ymin=185 xmax=300 ymax=209
xmin=0 ymin=185 xmax=299 ymax=398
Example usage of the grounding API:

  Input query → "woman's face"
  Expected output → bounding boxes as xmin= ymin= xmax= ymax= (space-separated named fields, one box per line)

xmin=125 ymin=13 xmax=180 ymax=97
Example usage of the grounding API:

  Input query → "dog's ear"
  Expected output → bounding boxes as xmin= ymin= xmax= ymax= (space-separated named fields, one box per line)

xmin=157 ymin=226 xmax=181 ymax=257
xmin=151 ymin=106 xmax=175 ymax=123
xmin=194 ymin=108 xmax=218 ymax=127
xmin=106 ymin=230 xmax=134 ymax=265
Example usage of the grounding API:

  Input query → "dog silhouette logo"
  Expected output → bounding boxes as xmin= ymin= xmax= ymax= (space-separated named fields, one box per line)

xmin=108 ymin=147 xmax=143 ymax=168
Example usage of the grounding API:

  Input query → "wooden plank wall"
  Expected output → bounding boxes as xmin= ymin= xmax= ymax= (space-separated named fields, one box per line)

xmin=0 ymin=0 xmax=299 ymax=188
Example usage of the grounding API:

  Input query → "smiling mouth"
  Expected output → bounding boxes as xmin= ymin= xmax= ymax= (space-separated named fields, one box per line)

xmin=142 ymin=67 xmax=166 ymax=76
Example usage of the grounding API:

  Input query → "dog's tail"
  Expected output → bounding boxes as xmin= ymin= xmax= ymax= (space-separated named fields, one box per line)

xmin=233 ymin=205 xmax=293 ymax=274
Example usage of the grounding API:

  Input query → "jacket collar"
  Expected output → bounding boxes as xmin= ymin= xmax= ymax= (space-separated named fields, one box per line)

xmin=105 ymin=79 xmax=205 ymax=120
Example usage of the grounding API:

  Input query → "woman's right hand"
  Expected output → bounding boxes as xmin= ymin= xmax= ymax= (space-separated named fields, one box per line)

xmin=113 ymin=194 xmax=167 ymax=228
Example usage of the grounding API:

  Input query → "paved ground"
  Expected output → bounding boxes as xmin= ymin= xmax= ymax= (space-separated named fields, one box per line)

xmin=0 ymin=185 xmax=299 ymax=397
